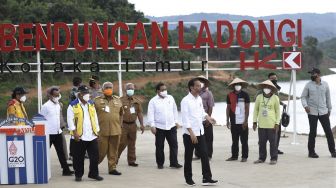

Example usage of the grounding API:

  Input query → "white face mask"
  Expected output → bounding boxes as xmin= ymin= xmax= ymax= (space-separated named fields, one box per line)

xmin=234 ymin=85 xmax=242 ymax=91
xmin=160 ymin=90 xmax=168 ymax=97
xmin=126 ymin=89 xmax=134 ymax=96
xmin=200 ymin=82 xmax=205 ymax=88
xmin=53 ymin=94 xmax=61 ymax=103
xmin=263 ymin=88 xmax=272 ymax=95
xmin=20 ymin=95 xmax=27 ymax=102
xmin=83 ymin=94 xmax=90 ymax=102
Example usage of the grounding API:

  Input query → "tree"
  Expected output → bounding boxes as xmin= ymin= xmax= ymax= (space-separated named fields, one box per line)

xmin=302 ymin=36 xmax=323 ymax=69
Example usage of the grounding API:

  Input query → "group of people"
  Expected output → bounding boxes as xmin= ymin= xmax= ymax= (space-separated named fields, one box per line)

xmin=5 ymin=67 xmax=336 ymax=186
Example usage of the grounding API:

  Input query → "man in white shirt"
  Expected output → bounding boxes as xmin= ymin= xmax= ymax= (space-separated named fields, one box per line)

xmin=40 ymin=86 xmax=74 ymax=176
xmin=67 ymin=85 xmax=103 ymax=182
xmin=181 ymin=78 xmax=218 ymax=186
xmin=147 ymin=82 xmax=182 ymax=169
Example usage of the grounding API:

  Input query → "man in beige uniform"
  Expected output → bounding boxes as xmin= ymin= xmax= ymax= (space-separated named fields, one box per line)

xmin=95 ymin=82 xmax=124 ymax=175
xmin=118 ymin=83 xmax=145 ymax=167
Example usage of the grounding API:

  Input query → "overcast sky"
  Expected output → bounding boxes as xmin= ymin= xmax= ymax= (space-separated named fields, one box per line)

xmin=128 ymin=0 xmax=335 ymax=17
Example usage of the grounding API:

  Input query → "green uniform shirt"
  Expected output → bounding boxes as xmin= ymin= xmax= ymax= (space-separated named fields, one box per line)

xmin=253 ymin=94 xmax=280 ymax=129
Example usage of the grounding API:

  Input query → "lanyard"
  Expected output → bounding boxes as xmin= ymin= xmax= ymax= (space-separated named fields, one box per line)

xmin=262 ymin=95 xmax=271 ymax=108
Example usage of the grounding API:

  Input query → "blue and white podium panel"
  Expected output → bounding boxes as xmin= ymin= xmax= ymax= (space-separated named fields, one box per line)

xmin=0 ymin=123 xmax=51 ymax=185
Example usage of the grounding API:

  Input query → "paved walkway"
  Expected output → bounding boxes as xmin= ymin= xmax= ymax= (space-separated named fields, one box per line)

xmin=3 ymin=126 xmax=336 ymax=188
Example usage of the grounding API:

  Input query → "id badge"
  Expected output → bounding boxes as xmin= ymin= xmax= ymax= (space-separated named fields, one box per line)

xmin=105 ymin=106 xmax=110 ymax=113
xmin=235 ymin=106 xmax=241 ymax=115
xmin=130 ymin=107 xmax=136 ymax=114
xmin=262 ymin=108 xmax=268 ymax=117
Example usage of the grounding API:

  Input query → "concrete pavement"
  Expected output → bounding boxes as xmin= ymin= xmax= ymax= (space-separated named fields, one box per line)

xmin=3 ymin=126 xmax=336 ymax=188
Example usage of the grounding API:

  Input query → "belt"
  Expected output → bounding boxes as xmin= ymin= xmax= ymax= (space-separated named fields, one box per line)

xmin=123 ymin=121 xmax=136 ymax=124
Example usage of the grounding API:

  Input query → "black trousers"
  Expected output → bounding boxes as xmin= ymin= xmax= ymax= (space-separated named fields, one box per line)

xmin=50 ymin=134 xmax=70 ymax=171
xmin=195 ymin=122 xmax=213 ymax=158
xmin=183 ymin=134 xmax=212 ymax=182
xmin=155 ymin=126 xmax=179 ymax=166
xmin=308 ymin=114 xmax=336 ymax=154
xmin=230 ymin=125 xmax=249 ymax=159
xmin=72 ymin=138 xmax=99 ymax=178
xmin=258 ymin=128 xmax=278 ymax=161
xmin=277 ymin=126 xmax=281 ymax=150
xmin=69 ymin=138 xmax=74 ymax=157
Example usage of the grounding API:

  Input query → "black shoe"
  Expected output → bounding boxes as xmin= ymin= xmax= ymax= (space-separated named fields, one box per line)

xmin=241 ymin=158 xmax=247 ymax=162
xmin=254 ymin=159 xmax=265 ymax=164
xmin=331 ymin=152 xmax=336 ymax=158
xmin=128 ymin=162 xmax=139 ymax=167
xmin=62 ymin=170 xmax=74 ymax=176
xmin=109 ymin=170 xmax=122 ymax=175
xmin=157 ymin=165 xmax=164 ymax=169
xmin=88 ymin=175 xmax=104 ymax=181
xmin=226 ymin=157 xmax=238 ymax=161
xmin=278 ymin=150 xmax=284 ymax=155
xmin=186 ymin=179 xmax=196 ymax=186
xmin=170 ymin=164 xmax=183 ymax=169
xmin=75 ymin=177 xmax=82 ymax=182
xmin=202 ymin=179 xmax=218 ymax=186
xmin=308 ymin=153 xmax=319 ymax=158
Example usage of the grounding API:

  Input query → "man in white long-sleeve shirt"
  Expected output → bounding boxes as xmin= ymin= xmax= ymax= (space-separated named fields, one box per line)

xmin=67 ymin=85 xmax=103 ymax=182
xmin=181 ymin=78 xmax=218 ymax=186
xmin=40 ymin=86 xmax=74 ymax=176
xmin=147 ymin=82 xmax=182 ymax=169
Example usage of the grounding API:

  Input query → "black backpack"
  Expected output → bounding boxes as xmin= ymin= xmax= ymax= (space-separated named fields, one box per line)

xmin=281 ymin=106 xmax=290 ymax=127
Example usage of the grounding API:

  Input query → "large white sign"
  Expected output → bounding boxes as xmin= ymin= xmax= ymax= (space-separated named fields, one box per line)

xmin=7 ymin=140 xmax=25 ymax=168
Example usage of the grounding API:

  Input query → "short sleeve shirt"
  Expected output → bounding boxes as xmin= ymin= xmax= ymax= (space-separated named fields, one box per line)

xmin=227 ymin=91 xmax=250 ymax=125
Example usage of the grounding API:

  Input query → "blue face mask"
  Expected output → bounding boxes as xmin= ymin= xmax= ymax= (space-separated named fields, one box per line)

xmin=126 ymin=89 xmax=134 ymax=96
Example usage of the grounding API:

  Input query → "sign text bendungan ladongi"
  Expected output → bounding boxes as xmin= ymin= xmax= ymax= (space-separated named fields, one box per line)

xmin=0 ymin=19 xmax=302 ymax=52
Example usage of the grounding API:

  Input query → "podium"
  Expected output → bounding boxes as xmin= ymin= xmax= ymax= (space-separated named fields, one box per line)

xmin=0 ymin=116 xmax=51 ymax=184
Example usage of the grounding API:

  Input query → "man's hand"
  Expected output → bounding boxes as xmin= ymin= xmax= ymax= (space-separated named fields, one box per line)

xmin=226 ymin=121 xmax=231 ymax=129
xmin=206 ymin=116 xmax=216 ymax=125
xmin=140 ymin=125 xmax=145 ymax=134
xmin=74 ymin=132 xmax=80 ymax=142
xmin=253 ymin=122 xmax=257 ymax=131
xmin=243 ymin=121 xmax=248 ymax=130
xmin=151 ymin=127 xmax=156 ymax=135
xmin=190 ymin=131 xmax=198 ymax=144
xmin=304 ymin=107 xmax=311 ymax=113
xmin=175 ymin=123 xmax=181 ymax=128
xmin=274 ymin=124 xmax=279 ymax=132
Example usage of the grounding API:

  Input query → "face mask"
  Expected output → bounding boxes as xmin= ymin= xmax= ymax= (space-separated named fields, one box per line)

xmin=126 ymin=89 xmax=134 ymax=96
xmin=200 ymin=82 xmax=205 ymax=88
xmin=103 ymin=89 xmax=113 ymax=96
xmin=83 ymin=94 xmax=90 ymax=102
xmin=234 ymin=85 xmax=242 ymax=91
xmin=263 ymin=88 xmax=271 ymax=95
xmin=160 ymin=90 xmax=168 ymax=97
xmin=53 ymin=95 xmax=61 ymax=103
xmin=271 ymin=80 xmax=281 ymax=90
xmin=311 ymin=75 xmax=317 ymax=81
xmin=20 ymin=95 xmax=27 ymax=102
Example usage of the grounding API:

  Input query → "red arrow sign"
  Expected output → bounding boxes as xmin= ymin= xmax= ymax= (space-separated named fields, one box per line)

xmin=283 ymin=52 xmax=301 ymax=70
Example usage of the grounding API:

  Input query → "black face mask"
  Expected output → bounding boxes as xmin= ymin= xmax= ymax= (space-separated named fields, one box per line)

xmin=271 ymin=80 xmax=281 ymax=90
xmin=311 ymin=75 xmax=317 ymax=81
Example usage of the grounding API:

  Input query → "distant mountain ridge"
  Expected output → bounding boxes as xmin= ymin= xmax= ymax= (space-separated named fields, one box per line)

xmin=147 ymin=13 xmax=336 ymax=42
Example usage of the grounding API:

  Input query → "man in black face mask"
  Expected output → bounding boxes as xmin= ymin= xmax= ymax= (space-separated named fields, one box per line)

xmin=268 ymin=73 xmax=286 ymax=155
xmin=301 ymin=68 xmax=336 ymax=158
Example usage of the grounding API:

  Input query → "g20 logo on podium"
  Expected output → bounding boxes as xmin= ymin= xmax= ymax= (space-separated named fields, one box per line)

xmin=7 ymin=141 xmax=26 ymax=168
